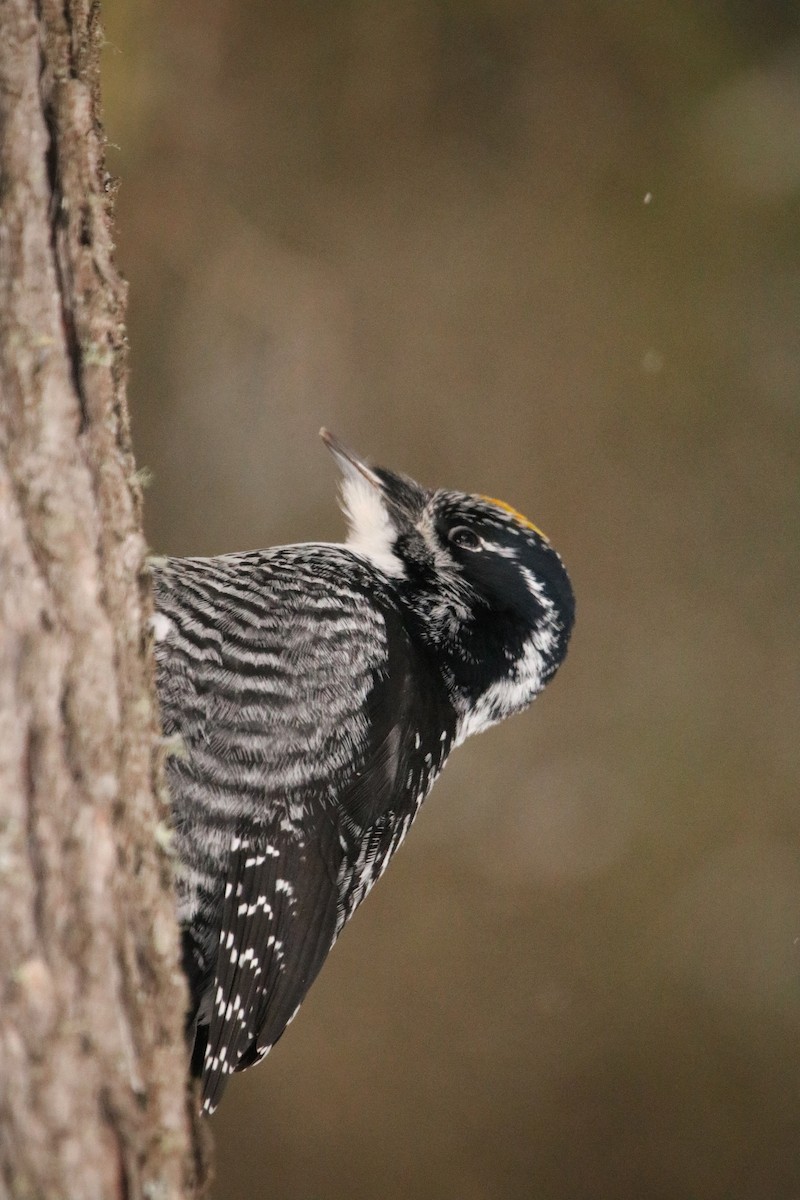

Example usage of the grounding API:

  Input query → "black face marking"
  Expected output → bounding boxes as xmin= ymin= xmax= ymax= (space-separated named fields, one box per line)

xmin=427 ymin=490 xmax=574 ymax=625
xmin=448 ymin=526 xmax=482 ymax=551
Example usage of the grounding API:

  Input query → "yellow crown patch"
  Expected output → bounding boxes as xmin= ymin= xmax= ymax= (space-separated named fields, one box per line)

xmin=480 ymin=496 xmax=548 ymax=540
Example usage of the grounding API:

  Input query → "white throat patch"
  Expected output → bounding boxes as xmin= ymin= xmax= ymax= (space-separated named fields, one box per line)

xmin=341 ymin=476 xmax=406 ymax=579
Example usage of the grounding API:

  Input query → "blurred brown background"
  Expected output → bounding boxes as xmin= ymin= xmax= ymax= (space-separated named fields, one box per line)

xmin=101 ymin=3 xmax=800 ymax=1197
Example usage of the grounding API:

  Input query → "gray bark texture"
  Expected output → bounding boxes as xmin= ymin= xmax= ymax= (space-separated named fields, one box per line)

xmin=0 ymin=1 xmax=208 ymax=1196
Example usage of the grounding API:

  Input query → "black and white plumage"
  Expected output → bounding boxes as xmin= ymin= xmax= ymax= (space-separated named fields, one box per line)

xmin=152 ymin=431 xmax=575 ymax=1113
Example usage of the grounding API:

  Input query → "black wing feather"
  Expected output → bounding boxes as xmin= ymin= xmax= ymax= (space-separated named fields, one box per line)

xmin=248 ymin=815 xmax=343 ymax=1056
xmin=201 ymin=817 xmax=343 ymax=1113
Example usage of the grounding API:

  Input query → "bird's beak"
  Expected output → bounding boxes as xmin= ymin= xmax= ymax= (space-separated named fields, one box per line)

xmin=320 ymin=428 xmax=384 ymax=491
xmin=321 ymin=428 xmax=428 ymax=526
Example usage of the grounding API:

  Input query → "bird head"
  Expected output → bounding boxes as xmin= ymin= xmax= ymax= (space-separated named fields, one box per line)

xmin=322 ymin=429 xmax=575 ymax=737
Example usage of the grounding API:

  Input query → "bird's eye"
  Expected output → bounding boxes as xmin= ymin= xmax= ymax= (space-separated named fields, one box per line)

xmin=448 ymin=526 xmax=482 ymax=551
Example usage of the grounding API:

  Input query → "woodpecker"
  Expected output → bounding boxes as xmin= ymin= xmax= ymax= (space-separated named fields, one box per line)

xmin=152 ymin=430 xmax=575 ymax=1113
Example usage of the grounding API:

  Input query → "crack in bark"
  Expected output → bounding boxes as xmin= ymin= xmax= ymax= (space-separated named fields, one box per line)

xmin=23 ymin=726 xmax=49 ymax=946
xmin=37 ymin=0 xmax=90 ymax=431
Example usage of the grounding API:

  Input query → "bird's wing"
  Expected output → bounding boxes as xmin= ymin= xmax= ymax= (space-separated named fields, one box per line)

xmin=152 ymin=551 xmax=434 ymax=1112
xmin=200 ymin=813 xmax=342 ymax=1112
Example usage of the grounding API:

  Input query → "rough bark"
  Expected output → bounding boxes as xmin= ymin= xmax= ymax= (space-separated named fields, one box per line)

xmin=0 ymin=2 xmax=207 ymax=1196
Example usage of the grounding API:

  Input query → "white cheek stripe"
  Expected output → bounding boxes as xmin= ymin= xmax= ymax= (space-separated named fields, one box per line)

xmin=454 ymin=579 xmax=560 ymax=746
xmin=520 ymin=566 xmax=550 ymax=605
xmin=455 ymin=635 xmax=545 ymax=745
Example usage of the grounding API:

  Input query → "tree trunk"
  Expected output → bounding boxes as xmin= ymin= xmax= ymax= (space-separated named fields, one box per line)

xmin=0 ymin=2 xmax=207 ymax=1196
